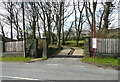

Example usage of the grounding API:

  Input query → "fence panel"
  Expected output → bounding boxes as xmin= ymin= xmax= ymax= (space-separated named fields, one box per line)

xmin=97 ymin=39 xmax=120 ymax=54
xmin=5 ymin=41 xmax=24 ymax=52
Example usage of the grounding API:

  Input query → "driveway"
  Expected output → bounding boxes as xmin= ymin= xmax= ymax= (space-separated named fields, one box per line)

xmin=1 ymin=57 xmax=118 ymax=80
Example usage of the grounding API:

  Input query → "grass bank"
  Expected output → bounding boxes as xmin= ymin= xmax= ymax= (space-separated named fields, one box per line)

xmin=0 ymin=56 xmax=47 ymax=62
xmin=0 ymin=56 xmax=32 ymax=62
xmin=82 ymin=57 xmax=120 ymax=70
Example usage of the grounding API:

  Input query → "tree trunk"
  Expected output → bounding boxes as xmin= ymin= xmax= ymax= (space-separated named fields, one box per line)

xmin=14 ymin=13 xmax=19 ymax=41
xmin=103 ymin=2 xmax=112 ymax=30
xmin=22 ymin=2 xmax=26 ymax=58
xmin=74 ymin=2 xmax=78 ymax=46
xmin=65 ymin=22 xmax=74 ymax=40
xmin=32 ymin=2 xmax=36 ymax=39
xmin=10 ymin=2 xmax=13 ymax=41
xmin=62 ymin=2 xmax=65 ymax=45
xmin=0 ymin=23 xmax=5 ymax=41
xmin=37 ymin=22 xmax=41 ymax=39
xmin=101 ymin=2 xmax=112 ymax=38
xmin=57 ymin=2 xmax=63 ymax=48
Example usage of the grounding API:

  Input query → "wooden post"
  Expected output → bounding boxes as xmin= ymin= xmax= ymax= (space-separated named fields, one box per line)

xmin=42 ymin=37 xmax=48 ymax=59
xmin=35 ymin=39 xmax=38 ymax=57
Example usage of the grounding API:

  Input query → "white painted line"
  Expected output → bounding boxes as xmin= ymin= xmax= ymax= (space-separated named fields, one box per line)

xmin=99 ymin=68 xmax=104 ymax=69
xmin=47 ymin=64 xmax=59 ymax=66
xmin=80 ymin=66 xmax=85 ymax=68
xmin=1 ymin=76 xmax=39 ymax=80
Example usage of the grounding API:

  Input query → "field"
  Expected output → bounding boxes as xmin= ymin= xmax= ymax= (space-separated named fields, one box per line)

xmin=63 ymin=40 xmax=84 ymax=49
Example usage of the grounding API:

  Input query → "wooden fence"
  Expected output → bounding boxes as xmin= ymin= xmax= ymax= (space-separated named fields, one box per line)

xmin=5 ymin=41 xmax=24 ymax=52
xmin=84 ymin=38 xmax=120 ymax=58
xmin=97 ymin=39 xmax=120 ymax=54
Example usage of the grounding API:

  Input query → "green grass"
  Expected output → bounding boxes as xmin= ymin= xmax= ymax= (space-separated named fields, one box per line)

xmin=78 ymin=46 xmax=84 ymax=49
xmin=0 ymin=56 xmax=32 ymax=62
xmin=82 ymin=57 xmax=119 ymax=67
xmin=64 ymin=40 xmax=85 ymax=49
xmin=65 ymin=40 xmax=84 ymax=44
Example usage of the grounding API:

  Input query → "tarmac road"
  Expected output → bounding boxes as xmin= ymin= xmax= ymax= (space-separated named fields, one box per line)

xmin=1 ymin=58 xmax=119 ymax=80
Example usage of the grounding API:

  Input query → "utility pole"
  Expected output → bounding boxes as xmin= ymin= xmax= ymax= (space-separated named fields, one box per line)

xmin=22 ymin=2 xmax=26 ymax=58
xmin=92 ymin=1 xmax=97 ymax=58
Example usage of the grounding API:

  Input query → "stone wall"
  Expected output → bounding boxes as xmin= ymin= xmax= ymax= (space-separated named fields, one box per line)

xmin=83 ymin=38 xmax=91 ymax=58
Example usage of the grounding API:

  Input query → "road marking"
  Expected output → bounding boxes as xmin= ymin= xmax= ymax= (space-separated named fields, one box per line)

xmin=1 ymin=76 xmax=39 ymax=80
xmin=47 ymin=64 xmax=59 ymax=66
xmin=80 ymin=66 xmax=85 ymax=67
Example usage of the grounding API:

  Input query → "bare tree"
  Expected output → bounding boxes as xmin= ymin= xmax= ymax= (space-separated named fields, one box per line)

xmin=22 ymin=2 xmax=26 ymax=57
xmin=64 ymin=21 xmax=74 ymax=40
xmin=12 ymin=3 xmax=22 ymax=40
xmin=0 ymin=19 xmax=5 ymax=40
xmin=38 ymin=2 xmax=47 ymax=37
xmin=85 ymin=1 xmax=97 ymax=37
xmin=57 ymin=1 xmax=63 ymax=48
xmin=3 ymin=2 xmax=14 ymax=41
xmin=74 ymin=1 xmax=85 ymax=46
xmin=96 ymin=1 xmax=115 ymax=38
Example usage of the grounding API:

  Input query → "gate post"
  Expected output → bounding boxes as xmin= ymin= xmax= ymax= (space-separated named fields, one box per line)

xmin=84 ymin=37 xmax=91 ymax=58
xmin=42 ymin=37 xmax=48 ymax=59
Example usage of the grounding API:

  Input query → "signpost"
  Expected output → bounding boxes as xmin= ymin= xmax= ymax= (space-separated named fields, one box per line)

xmin=92 ymin=38 xmax=97 ymax=58
xmin=92 ymin=1 xmax=97 ymax=58
xmin=92 ymin=38 xmax=97 ymax=49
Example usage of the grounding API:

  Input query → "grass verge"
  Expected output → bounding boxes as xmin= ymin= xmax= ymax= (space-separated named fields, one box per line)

xmin=0 ymin=56 xmax=48 ymax=62
xmin=0 ymin=56 xmax=32 ymax=62
xmin=82 ymin=57 xmax=120 ymax=70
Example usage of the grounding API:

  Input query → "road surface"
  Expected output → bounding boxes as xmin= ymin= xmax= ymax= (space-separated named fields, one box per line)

xmin=1 ymin=58 xmax=119 ymax=80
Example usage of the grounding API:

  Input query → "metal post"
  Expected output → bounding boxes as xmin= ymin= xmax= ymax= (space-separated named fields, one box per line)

xmin=92 ymin=1 xmax=97 ymax=58
xmin=93 ymin=22 xmax=97 ymax=58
